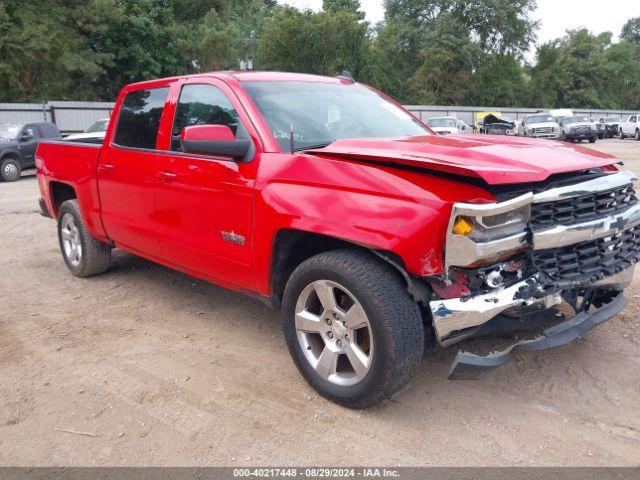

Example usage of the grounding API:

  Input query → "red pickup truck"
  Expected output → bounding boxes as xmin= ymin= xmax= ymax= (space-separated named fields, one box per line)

xmin=36 ymin=72 xmax=639 ymax=408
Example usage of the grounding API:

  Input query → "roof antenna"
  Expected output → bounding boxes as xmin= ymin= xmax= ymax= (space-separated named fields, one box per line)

xmin=338 ymin=70 xmax=355 ymax=83
xmin=290 ymin=124 xmax=295 ymax=154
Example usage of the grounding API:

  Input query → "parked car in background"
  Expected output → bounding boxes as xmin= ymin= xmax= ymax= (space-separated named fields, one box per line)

xmin=0 ymin=122 xmax=61 ymax=181
xmin=619 ymin=114 xmax=640 ymax=140
xmin=64 ymin=118 xmax=110 ymax=144
xmin=595 ymin=117 xmax=622 ymax=138
xmin=521 ymin=113 xmax=560 ymax=139
xmin=478 ymin=114 xmax=516 ymax=135
xmin=426 ymin=116 xmax=471 ymax=135
xmin=558 ymin=115 xmax=597 ymax=143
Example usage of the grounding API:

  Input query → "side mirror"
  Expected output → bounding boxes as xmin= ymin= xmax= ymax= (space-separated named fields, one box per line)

xmin=180 ymin=125 xmax=251 ymax=160
xmin=20 ymin=133 xmax=33 ymax=142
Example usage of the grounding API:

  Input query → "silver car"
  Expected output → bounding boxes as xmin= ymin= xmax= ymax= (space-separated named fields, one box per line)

xmin=521 ymin=113 xmax=560 ymax=139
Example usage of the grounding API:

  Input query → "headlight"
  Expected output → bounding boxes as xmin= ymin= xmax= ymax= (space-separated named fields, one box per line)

xmin=445 ymin=194 xmax=532 ymax=271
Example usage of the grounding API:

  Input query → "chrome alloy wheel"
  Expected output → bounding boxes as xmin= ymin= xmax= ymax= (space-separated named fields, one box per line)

xmin=295 ymin=280 xmax=373 ymax=386
xmin=60 ymin=213 xmax=82 ymax=267
xmin=3 ymin=162 xmax=19 ymax=180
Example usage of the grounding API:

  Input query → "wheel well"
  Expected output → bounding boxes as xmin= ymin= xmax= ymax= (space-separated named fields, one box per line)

xmin=1 ymin=152 xmax=20 ymax=162
xmin=50 ymin=182 xmax=77 ymax=215
xmin=269 ymin=229 xmax=409 ymax=308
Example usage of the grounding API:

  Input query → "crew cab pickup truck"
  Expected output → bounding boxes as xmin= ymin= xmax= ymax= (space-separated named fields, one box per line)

xmin=36 ymin=72 xmax=639 ymax=408
xmin=619 ymin=114 xmax=640 ymax=140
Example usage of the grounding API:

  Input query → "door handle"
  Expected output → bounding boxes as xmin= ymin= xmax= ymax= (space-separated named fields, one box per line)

xmin=99 ymin=163 xmax=114 ymax=170
xmin=157 ymin=170 xmax=177 ymax=182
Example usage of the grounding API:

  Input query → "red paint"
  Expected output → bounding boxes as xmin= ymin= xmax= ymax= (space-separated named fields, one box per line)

xmin=36 ymin=72 xmax=621 ymax=301
xmin=181 ymin=125 xmax=235 ymax=142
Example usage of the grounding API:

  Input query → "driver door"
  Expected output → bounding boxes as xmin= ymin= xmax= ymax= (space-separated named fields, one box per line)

xmin=19 ymin=125 xmax=40 ymax=167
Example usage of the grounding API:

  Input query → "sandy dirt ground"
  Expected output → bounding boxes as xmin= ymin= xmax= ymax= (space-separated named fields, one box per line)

xmin=0 ymin=139 xmax=639 ymax=467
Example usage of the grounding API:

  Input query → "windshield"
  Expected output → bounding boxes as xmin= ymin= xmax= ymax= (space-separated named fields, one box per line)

xmin=85 ymin=119 xmax=109 ymax=133
xmin=427 ymin=118 xmax=457 ymax=127
xmin=0 ymin=124 xmax=21 ymax=139
xmin=243 ymin=81 xmax=430 ymax=151
xmin=527 ymin=115 xmax=554 ymax=123
xmin=565 ymin=116 xmax=590 ymax=123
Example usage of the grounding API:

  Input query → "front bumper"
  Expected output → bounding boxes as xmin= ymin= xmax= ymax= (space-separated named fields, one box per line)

xmin=430 ymin=266 xmax=634 ymax=345
xmin=432 ymin=170 xmax=638 ymax=377
xmin=448 ymin=292 xmax=627 ymax=379
xmin=565 ymin=130 xmax=596 ymax=140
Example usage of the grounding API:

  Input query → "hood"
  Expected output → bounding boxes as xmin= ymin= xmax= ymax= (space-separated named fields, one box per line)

xmin=565 ymin=121 xmax=592 ymax=128
xmin=527 ymin=121 xmax=557 ymax=129
xmin=306 ymin=135 xmax=619 ymax=185
xmin=431 ymin=127 xmax=458 ymax=134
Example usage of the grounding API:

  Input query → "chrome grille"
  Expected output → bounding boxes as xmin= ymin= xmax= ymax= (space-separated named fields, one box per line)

xmin=531 ymin=183 xmax=637 ymax=229
xmin=533 ymin=224 xmax=640 ymax=284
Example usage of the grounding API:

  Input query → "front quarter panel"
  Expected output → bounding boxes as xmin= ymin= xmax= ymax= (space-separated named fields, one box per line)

xmin=253 ymin=153 xmax=494 ymax=296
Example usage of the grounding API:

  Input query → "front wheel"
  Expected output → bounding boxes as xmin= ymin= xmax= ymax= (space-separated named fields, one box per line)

xmin=635 ymin=130 xmax=640 ymax=141
xmin=57 ymin=200 xmax=111 ymax=277
xmin=282 ymin=249 xmax=424 ymax=408
xmin=589 ymin=136 xmax=597 ymax=143
xmin=1 ymin=157 xmax=22 ymax=182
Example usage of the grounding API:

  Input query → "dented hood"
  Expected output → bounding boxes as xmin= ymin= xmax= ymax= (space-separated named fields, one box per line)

xmin=306 ymin=135 xmax=618 ymax=185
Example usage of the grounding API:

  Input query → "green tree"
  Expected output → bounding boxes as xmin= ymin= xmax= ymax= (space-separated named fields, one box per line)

xmin=528 ymin=29 xmax=618 ymax=109
xmin=374 ymin=0 xmax=537 ymax=103
xmin=323 ymin=0 xmax=365 ymax=20
xmin=255 ymin=7 xmax=371 ymax=78
xmin=621 ymin=17 xmax=640 ymax=44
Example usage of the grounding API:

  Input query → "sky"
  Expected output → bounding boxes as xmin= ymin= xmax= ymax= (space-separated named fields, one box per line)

xmin=279 ymin=0 xmax=640 ymax=60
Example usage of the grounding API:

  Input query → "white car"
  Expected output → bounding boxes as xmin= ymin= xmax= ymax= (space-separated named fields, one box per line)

xmin=426 ymin=116 xmax=471 ymax=135
xmin=619 ymin=114 xmax=640 ymax=140
xmin=64 ymin=118 xmax=109 ymax=144
xmin=521 ymin=113 xmax=560 ymax=139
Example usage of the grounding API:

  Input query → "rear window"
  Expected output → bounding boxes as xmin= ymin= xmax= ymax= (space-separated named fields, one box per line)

xmin=114 ymin=87 xmax=169 ymax=149
xmin=39 ymin=123 xmax=60 ymax=138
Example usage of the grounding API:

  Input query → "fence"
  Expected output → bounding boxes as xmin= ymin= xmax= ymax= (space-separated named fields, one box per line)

xmin=0 ymin=101 xmax=638 ymax=134
xmin=0 ymin=101 xmax=115 ymax=134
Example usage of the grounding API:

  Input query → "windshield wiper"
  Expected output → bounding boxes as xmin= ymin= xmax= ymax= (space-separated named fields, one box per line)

xmin=293 ymin=141 xmax=333 ymax=152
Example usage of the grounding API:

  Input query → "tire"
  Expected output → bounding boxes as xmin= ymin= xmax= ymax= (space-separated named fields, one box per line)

xmin=635 ymin=129 xmax=640 ymax=141
xmin=598 ymin=132 xmax=604 ymax=139
xmin=0 ymin=157 xmax=22 ymax=182
xmin=57 ymin=199 xmax=111 ymax=277
xmin=589 ymin=136 xmax=596 ymax=143
xmin=282 ymin=249 xmax=424 ymax=408
xmin=620 ymin=130 xmax=625 ymax=140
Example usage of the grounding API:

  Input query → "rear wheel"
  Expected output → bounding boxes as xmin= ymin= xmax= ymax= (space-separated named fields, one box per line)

xmin=589 ymin=136 xmax=597 ymax=143
xmin=620 ymin=130 xmax=625 ymax=140
xmin=0 ymin=157 xmax=21 ymax=182
xmin=57 ymin=200 xmax=111 ymax=277
xmin=282 ymin=249 xmax=424 ymax=408
xmin=635 ymin=129 xmax=640 ymax=141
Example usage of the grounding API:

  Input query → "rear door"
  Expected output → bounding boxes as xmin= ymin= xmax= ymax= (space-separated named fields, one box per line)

xmin=97 ymin=85 xmax=171 ymax=257
xmin=153 ymin=78 xmax=260 ymax=290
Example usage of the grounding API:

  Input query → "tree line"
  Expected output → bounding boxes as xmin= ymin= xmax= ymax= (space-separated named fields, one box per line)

xmin=1 ymin=0 xmax=639 ymax=109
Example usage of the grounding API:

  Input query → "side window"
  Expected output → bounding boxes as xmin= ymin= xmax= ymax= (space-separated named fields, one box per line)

xmin=631 ymin=116 xmax=637 ymax=123
xmin=171 ymin=84 xmax=240 ymax=152
xmin=22 ymin=126 xmax=39 ymax=139
xmin=39 ymin=124 xmax=59 ymax=138
xmin=114 ymin=87 xmax=169 ymax=149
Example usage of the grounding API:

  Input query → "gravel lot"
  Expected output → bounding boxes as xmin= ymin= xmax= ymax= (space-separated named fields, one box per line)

xmin=1 ymin=139 xmax=639 ymax=466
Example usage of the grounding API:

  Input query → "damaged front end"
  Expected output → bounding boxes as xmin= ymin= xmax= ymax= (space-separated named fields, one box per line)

xmin=428 ymin=170 xmax=639 ymax=379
